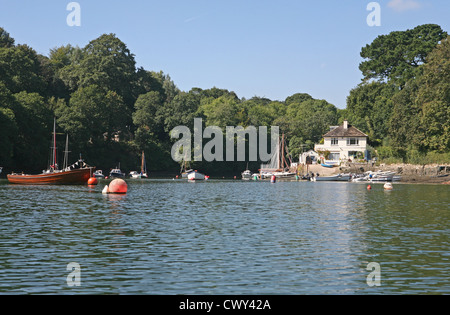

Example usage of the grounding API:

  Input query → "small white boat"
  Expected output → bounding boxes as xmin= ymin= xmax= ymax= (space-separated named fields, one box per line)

xmin=315 ymin=173 xmax=351 ymax=182
xmin=368 ymin=171 xmax=396 ymax=182
xmin=94 ymin=170 xmax=105 ymax=179
xmin=181 ymin=170 xmax=193 ymax=178
xmin=242 ymin=169 xmax=253 ymax=180
xmin=188 ymin=171 xmax=205 ymax=180
xmin=129 ymin=171 xmax=148 ymax=179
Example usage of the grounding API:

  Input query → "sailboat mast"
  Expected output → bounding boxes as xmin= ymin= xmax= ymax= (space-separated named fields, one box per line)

xmin=63 ymin=134 xmax=69 ymax=170
xmin=52 ymin=118 xmax=57 ymax=170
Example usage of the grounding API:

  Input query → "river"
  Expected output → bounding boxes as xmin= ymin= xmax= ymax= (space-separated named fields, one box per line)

xmin=0 ymin=179 xmax=449 ymax=294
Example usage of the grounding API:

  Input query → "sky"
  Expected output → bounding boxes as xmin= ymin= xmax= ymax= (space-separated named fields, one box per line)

xmin=0 ymin=0 xmax=449 ymax=108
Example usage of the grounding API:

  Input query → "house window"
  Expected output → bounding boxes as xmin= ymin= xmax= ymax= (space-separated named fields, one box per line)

xmin=347 ymin=138 xmax=359 ymax=146
xmin=331 ymin=138 xmax=338 ymax=146
xmin=328 ymin=153 xmax=340 ymax=161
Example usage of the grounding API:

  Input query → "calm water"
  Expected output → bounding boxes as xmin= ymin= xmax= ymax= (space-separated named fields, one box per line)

xmin=0 ymin=178 xmax=449 ymax=295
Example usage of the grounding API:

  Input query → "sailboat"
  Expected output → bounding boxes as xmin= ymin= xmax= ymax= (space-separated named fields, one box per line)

xmin=259 ymin=134 xmax=296 ymax=180
xmin=130 ymin=151 xmax=148 ymax=178
xmin=180 ymin=160 xmax=193 ymax=178
xmin=7 ymin=119 xmax=95 ymax=185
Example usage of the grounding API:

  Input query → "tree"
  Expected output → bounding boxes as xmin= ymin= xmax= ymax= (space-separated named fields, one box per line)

xmin=132 ymin=91 xmax=164 ymax=146
xmin=197 ymin=95 xmax=241 ymax=128
xmin=56 ymin=85 xmax=129 ymax=146
xmin=359 ymin=24 xmax=447 ymax=87
xmin=11 ymin=91 xmax=53 ymax=171
xmin=415 ymin=36 xmax=450 ymax=152
xmin=0 ymin=44 xmax=46 ymax=94
xmin=346 ymin=82 xmax=396 ymax=143
xmin=0 ymin=27 xmax=15 ymax=48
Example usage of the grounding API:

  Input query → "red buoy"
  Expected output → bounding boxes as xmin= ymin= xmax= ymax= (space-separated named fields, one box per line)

xmin=367 ymin=185 xmax=372 ymax=190
xmin=271 ymin=175 xmax=276 ymax=183
xmin=108 ymin=178 xmax=128 ymax=194
xmin=87 ymin=177 xmax=98 ymax=185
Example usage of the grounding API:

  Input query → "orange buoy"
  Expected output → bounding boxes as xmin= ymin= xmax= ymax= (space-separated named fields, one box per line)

xmin=87 ymin=177 xmax=98 ymax=185
xmin=367 ymin=185 xmax=372 ymax=190
xmin=108 ymin=178 xmax=128 ymax=194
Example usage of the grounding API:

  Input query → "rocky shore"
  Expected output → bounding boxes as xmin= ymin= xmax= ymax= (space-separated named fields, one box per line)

xmin=340 ymin=163 xmax=450 ymax=184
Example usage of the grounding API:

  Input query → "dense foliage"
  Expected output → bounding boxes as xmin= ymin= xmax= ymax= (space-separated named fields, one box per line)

xmin=0 ymin=23 xmax=449 ymax=176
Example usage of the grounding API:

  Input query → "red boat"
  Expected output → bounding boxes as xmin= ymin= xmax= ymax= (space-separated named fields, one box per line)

xmin=7 ymin=118 xmax=95 ymax=185
xmin=7 ymin=167 xmax=94 ymax=185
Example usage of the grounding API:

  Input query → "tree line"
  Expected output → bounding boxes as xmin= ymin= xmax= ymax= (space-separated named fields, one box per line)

xmin=0 ymin=23 xmax=448 ymax=176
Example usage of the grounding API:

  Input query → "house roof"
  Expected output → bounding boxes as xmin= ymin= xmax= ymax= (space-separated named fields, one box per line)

xmin=323 ymin=124 xmax=368 ymax=138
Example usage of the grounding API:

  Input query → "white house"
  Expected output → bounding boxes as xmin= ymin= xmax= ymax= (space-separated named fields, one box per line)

xmin=314 ymin=120 xmax=368 ymax=162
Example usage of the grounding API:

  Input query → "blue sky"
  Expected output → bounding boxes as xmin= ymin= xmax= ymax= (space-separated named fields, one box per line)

xmin=0 ymin=0 xmax=449 ymax=108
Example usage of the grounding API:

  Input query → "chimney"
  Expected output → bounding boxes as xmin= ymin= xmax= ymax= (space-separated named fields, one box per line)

xmin=343 ymin=120 xmax=348 ymax=130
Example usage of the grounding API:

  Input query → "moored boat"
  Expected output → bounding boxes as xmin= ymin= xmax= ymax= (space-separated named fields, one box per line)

xmin=94 ymin=170 xmax=105 ymax=179
xmin=110 ymin=164 xmax=126 ymax=178
xmin=314 ymin=173 xmax=351 ymax=182
xmin=242 ymin=169 xmax=253 ymax=180
xmin=7 ymin=167 xmax=93 ymax=185
xmin=188 ymin=171 xmax=205 ymax=180
xmin=7 ymin=119 xmax=94 ymax=185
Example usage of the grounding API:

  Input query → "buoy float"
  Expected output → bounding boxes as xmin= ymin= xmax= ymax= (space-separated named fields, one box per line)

xmin=367 ymin=185 xmax=372 ymax=190
xmin=87 ymin=177 xmax=98 ymax=185
xmin=271 ymin=175 xmax=276 ymax=183
xmin=384 ymin=183 xmax=393 ymax=190
xmin=103 ymin=178 xmax=128 ymax=194
xmin=205 ymin=175 xmax=210 ymax=180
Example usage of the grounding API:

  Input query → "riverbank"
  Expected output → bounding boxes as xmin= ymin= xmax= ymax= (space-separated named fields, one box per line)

xmin=341 ymin=163 xmax=450 ymax=184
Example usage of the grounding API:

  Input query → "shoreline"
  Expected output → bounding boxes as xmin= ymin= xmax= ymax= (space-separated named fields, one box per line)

xmin=309 ymin=162 xmax=450 ymax=185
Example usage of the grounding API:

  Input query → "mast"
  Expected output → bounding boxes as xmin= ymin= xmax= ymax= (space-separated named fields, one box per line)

xmin=63 ymin=134 xmax=70 ymax=170
xmin=141 ymin=151 xmax=145 ymax=174
xmin=50 ymin=118 xmax=57 ymax=170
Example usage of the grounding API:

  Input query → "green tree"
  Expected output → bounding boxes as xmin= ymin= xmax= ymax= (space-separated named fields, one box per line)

xmin=11 ymin=91 xmax=53 ymax=171
xmin=415 ymin=36 xmax=450 ymax=152
xmin=359 ymin=24 xmax=447 ymax=87
xmin=346 ymin=82 xmax=397 ymax=143
xmin=0 ymin=27 xmax=15 ymax=48
xmin=0 ymin=44 xmax=46 ymax=94
xmin=133 ymin=91 xmax=165 ymax=146
xmin=56 ymin=85 xmax=129 ymax=147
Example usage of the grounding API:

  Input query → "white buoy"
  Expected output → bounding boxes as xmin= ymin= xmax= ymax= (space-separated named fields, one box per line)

xmin=384 ymin=182 xmax=393 ymax=190
xmin=102 ymin=185 xmax=109 ymax=194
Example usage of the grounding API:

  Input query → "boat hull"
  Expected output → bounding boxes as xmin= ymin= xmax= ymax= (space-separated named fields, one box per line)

xmin=7 ymin=168 xmax=94 ymax=185
xmin=188 ymin=171 xmax=205 ymax=180
xmin=315 ymin=174 xmax=351 ymax=181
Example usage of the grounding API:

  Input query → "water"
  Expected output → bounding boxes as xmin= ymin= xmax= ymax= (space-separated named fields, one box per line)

xmin=0 ymin=179 xmax=449 ymax=294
